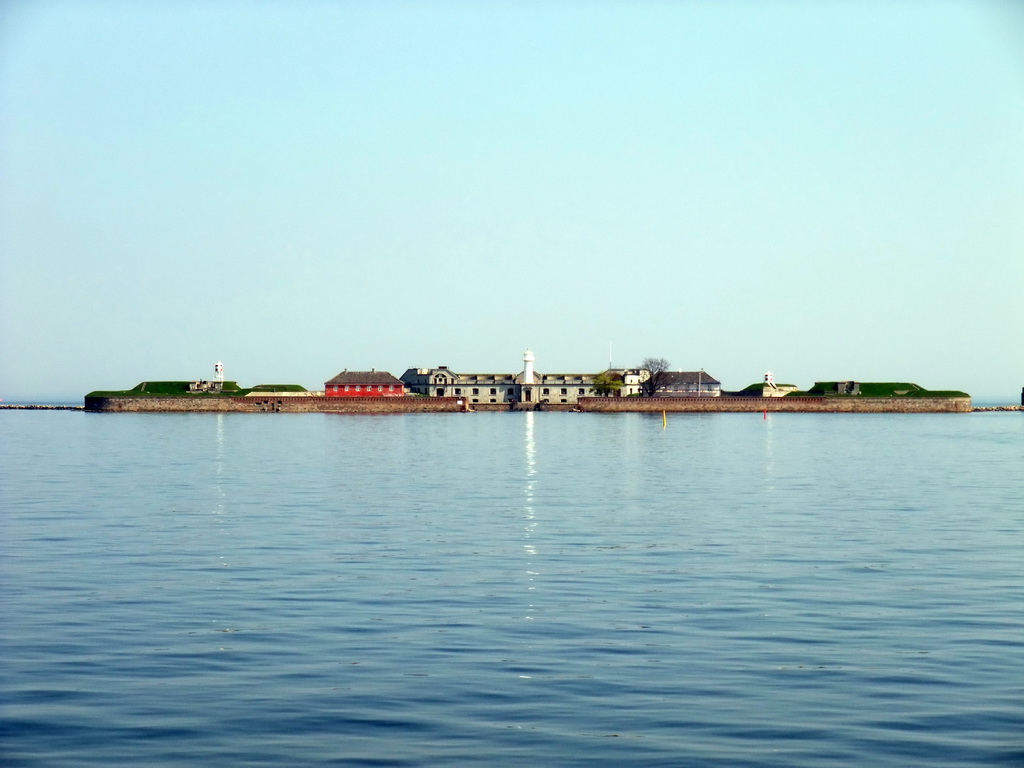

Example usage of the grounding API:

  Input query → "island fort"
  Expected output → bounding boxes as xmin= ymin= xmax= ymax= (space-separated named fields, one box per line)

xmin=85 ymin=350 xmax=972 ymax=413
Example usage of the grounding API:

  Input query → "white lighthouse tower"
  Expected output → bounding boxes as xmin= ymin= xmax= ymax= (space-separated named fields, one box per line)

xmin=523 ymin=348 xmax=535 ymax=385
xmin=215 ymin=361 xmax=224 ymax=385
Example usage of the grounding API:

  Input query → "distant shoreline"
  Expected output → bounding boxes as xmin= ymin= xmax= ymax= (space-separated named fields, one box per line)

xmin=0 ymin=404 xmax=84 ymax=411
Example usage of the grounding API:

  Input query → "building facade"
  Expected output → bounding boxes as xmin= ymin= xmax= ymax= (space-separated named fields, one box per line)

xmin=396 ymin=353 xmax=720 ymax=405
xmin=400 ymin=350 xmax=604 ymax=405
xmin=325 ymin=370 xmax=405 ymax=397
xmin=655 ymin=371 xmax=722 ymax=396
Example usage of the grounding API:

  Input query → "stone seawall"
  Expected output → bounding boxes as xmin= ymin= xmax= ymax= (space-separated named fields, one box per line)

xmin=85 ymin=395 xmax=972 ymax=413
xmin=577 ymin=396 xmax=972 ymax=413
xmin=84 ymin=396 xmax=465 ymax=413
xmin=470 ymin=402 xmax=576 ymax=412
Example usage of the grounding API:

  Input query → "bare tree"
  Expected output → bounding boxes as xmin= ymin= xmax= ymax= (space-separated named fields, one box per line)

xmin=639 ymin=357 xmax=670 ymax=397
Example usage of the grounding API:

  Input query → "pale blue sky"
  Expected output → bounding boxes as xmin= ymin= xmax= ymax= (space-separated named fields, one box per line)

xmin=2 ymin=0 xmax=1022 ymax=401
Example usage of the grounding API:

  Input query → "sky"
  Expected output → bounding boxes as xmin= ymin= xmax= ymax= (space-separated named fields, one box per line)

xmin=1 ymin=0 xmax=1022 ymax=402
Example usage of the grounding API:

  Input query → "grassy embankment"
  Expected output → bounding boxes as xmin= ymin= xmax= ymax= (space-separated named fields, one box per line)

xmin=788 ymin=382 xmax=969 ymax=398
xmin=86 ymin=382 xmax=307 ymax=397
xmin=735 ymin=382 xmax=798 ymax=395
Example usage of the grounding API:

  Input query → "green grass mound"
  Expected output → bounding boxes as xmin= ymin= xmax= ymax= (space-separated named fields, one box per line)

xmin=737 ymin=383 xmax=765 ymax=393
xmin=86 ymin=381 xmax=249 ymax=397
xmin=799 ymin=382 xmax=968 ymax=398
xmin=737 ymin=382 xmax=796 ymax=394
xmin=250 ymin=384 xmax=307 ymax=392
xmin=134 ymin=381 xmax=243 ymax=394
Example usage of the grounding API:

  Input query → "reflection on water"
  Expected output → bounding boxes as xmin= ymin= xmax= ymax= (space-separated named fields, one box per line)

xmin=523 ymin=411 xmax=537 ymax=619
xmin=213 ymin=413 xmax=226 ymax=514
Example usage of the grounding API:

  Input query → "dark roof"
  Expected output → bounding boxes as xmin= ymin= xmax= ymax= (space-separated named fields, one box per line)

xmin=659 ymin=371 xmax=721 ymax=386
xmin=325 ymin=370 xmax=403 ymax=386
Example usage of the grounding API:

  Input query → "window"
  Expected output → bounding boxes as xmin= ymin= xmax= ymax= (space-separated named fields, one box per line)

xmin=490 ymin=388 xmax=496 ymax=395
xmin=377 ymin=385 xmax=383 ymax=392
xmin=355 ymin=385 xmax=361 ymax=392
xmin=455 ymin=388 xmax=461 ymax=395
xmin=543 ymin=388 xmax=550 ymax=395
xmin=578 ymin=388 xmax=585 ymax=395
xmin=472 ymin=388 xmax=479 ymax=395
xmin=560 ymin=388 xmax=567 ymax=395
xmin=344 ymin=385 xmax=349 ymax=392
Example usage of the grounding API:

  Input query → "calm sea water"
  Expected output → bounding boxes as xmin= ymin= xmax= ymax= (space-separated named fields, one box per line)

xmin=1 ymin=410 xmax=1021 ymax=767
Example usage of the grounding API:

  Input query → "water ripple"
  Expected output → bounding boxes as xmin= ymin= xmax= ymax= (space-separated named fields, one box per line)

xmin=2 ymin=411 xmax=1022 ymax=766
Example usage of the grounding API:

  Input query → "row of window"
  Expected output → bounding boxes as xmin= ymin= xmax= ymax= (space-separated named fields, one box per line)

xmin=409 ymin=386 xmax=598 ymax=397
xmin=331 ymin=384 xmax=399 ymax=392
xmin=428 ymin=376 xmax=590 ymax=386
xmin=430 ymin=387 xmax=592 ymax=396
xmin=433 ymin=378 xmax=516 ymax=385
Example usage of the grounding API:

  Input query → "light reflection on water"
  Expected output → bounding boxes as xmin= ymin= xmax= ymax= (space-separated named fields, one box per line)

xmin=213 ymin=412 xmax=226 ymax=515
xmin=523 ymin=411 xmax=538 ymax=623
xmin=1 ymin=410 xmax=1022 ymax=767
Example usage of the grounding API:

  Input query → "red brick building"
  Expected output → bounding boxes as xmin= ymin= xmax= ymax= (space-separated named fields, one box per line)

xmin=325 ymin=370 xmax=405 ymax=397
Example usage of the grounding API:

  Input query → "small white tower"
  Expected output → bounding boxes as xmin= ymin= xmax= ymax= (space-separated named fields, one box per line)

xmin=215 ymin=361 xmax=224 ymax=384
xmin=523 ymin=348 xmax=535 ymax=385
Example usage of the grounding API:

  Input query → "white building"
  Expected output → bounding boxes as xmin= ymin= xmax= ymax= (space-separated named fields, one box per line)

xmin=401 ymin=350 xmax=605 ymax=405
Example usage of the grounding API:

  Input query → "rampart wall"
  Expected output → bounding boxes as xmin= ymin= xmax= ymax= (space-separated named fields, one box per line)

xmin=577 ymin=396 xmax=972 ymax=413
xmin=470 ymin=402 xmax=576 ymax=412
xmin=84 ymin=396 xmax=465 ymax=413
xmin=84 ymin=395 xmax=972 ymax=414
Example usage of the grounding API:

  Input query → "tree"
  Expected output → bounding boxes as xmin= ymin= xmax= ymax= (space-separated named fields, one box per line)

xmin=639 ymin=357 xmax=670 ymax=397
xmin=592 ymin=370 xmax=623 ymax=397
